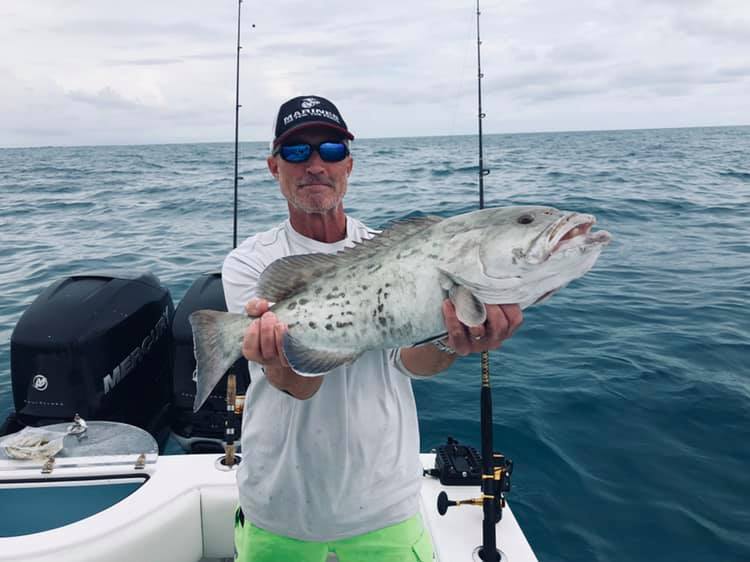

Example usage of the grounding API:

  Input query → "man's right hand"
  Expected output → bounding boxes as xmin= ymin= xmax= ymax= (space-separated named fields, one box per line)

xmin=243 ymin=298 xmax=289 ymax=369
xmin=243 ymin=298 xmax=324 ymax=399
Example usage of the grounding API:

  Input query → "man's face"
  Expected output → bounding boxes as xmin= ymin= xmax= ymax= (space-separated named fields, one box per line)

xmin=267 ymin=127 xmax=353 ymax=215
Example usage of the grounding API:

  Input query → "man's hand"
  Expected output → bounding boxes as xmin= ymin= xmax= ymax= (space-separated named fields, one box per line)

xmin=242 ymin=298 xmax=324 ymax=399
xmin=441 ymin=299 xmax=523 ymax=356
xmin=243 ymin=298 xmax=289 ymax=368
xmin=400 ymin=300 xmax=523 ymax=376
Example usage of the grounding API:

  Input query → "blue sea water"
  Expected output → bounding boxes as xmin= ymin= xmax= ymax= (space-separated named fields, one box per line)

xmin=1 ymin=127 xmax=749 ymax=561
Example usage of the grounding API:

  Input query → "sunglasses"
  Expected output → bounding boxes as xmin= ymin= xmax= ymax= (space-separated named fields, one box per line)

xmin=275 ymin=141 xmax=350 ymax=163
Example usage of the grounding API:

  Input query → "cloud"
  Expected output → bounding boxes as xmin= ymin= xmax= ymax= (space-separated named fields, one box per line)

xmin=51 ymin=19 xmax=224 ymax=42
xmin=611 ymin=63 xmax=750 ymax=95
xmin=7 ymin=126 xmax=70 ymax=139
xmin=184 ymin=52 xmax=235 ymax=61
xmin=546 ymin=42 xmax=612 ymax=64
xmin=716 ymin=65 xmax=750 ymax=79
xmin=104 ymin=51 xmax=237 ymax=67
xmin=674 ymin=13 xmax=750 ymax=43
xmin=66 ymin=87 xmax=147 ymax=110
xmin=105 ymin=57 xmax=185 ymax=67
xmin=1 ymin=0 xmax=748 ymax=147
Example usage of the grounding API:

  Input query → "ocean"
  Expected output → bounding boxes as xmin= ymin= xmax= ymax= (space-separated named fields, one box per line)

xmin=1 ymin=127 xmax=748 ymax=561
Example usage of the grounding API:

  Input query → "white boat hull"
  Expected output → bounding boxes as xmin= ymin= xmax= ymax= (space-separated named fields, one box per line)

xmin=0 ymin=453 xmax=537 ymax=562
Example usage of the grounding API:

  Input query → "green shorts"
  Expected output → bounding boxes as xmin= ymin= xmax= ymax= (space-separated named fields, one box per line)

xmin=233 ymin=508 xmax=434 ymax=562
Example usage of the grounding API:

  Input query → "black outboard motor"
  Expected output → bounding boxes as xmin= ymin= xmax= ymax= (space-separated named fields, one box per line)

xmin=3 ymin=273 xmax=174 ymax=448
xmin=171 ymin=272 xmax=249 ymax=453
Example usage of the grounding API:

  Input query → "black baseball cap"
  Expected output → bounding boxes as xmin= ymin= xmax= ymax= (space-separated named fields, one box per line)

xmin=271 ymin=95 xmax=354 ymax=149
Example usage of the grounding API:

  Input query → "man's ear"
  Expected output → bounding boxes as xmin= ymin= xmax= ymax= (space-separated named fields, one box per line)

xmin=267 ymin=155 xmax=279 ymax=178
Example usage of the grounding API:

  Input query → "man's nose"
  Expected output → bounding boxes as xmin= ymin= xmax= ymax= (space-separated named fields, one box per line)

xmin=304 ymin=151 xmax=327 ymax=174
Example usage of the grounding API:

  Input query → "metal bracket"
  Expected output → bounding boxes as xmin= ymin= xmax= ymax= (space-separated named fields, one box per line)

xmin=67 ymin=413 xmax=88 ymax=435
xmin=42 ymin=457 xmax=55 ymax=474
xmin=134 ymin=453 xmax=146 ymax=470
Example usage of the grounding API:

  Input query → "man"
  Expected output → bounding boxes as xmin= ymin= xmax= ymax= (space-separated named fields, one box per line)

xmin=222 ymin=95 xmax=523 ymax=562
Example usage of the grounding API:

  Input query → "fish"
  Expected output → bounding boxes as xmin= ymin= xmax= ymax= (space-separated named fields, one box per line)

xmin=190 ymin=206 xmax=611 ymax=411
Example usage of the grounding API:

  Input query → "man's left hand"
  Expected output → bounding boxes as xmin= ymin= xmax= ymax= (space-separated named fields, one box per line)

xmin=442 ymin=300 xmax=523 ymax=356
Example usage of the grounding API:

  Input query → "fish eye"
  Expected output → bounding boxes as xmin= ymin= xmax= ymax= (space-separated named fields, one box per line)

xmin=517 ymin=213 xmax=534 ymax=225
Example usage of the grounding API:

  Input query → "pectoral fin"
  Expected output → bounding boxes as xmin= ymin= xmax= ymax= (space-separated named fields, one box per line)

xmin=438 ymin=266 xmax=523 ymax=306
xmin=448 ymin=285 xmax=486 ymax=326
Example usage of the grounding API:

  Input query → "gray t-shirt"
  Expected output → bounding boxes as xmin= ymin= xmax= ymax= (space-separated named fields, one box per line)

xmin=222 ymin=216 xmax=423 ymax=541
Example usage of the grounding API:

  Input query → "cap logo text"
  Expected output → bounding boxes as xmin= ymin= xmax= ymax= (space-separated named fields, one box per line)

xmin=282 ymin=108 xmax=342 ymax=126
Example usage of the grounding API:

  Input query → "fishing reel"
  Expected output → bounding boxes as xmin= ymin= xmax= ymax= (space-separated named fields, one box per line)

xmin=429 ymin=437 xmax=513 ymax=524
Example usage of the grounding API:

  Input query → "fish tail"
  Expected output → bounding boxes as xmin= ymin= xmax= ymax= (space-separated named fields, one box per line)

xmin=189 ymin=309 xmax=251 ymax=412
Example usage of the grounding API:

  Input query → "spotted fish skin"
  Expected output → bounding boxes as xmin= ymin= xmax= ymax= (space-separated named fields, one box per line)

xmin=190 ymin=206 xmax=611 ymax=410
xmin=272 ymin=237 xmax=446 ymax=353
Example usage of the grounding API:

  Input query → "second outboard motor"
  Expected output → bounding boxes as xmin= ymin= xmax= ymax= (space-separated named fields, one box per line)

xmin=5 ymin=273 xmax=174 ymax=447
xmin=171 ymin=272 xmax=249 ymax=453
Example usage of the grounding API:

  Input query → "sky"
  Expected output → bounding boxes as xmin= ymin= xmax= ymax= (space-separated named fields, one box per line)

xmin=1 ymin=0 xmax=748 ymax=148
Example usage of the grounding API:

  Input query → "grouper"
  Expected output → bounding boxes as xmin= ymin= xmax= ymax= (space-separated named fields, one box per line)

xmin=191 ymin=206 xmax=611 ymax=411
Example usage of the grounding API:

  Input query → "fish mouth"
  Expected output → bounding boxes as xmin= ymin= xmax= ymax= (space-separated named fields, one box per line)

xmin=526 ymin=213 xmax=611 ymax=304
xmin=557 ymin=220 xmax=592 ymax=246
xmin=546 ymin=213 xmax=611 ymax=258
xmin=526 ymin=212 xmax=611 ymax=265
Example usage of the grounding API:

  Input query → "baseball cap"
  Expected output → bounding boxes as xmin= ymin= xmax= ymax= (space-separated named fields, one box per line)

xmin=271 ymin=95 xmax=354 ymax=149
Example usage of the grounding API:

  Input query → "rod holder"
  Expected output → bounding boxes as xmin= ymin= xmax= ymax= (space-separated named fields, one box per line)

xmin=472 ymin=545 xmax=507 ymax=562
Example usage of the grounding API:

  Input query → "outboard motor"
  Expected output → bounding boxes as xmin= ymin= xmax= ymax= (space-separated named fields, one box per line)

xmin=171 ymin=272 xmax=249 ymax=453
xmin=3 ymin=273 xmax=173 ymax=448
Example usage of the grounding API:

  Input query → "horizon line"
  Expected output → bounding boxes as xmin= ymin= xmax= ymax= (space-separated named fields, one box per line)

xmin=1 ymin=122 xmax=748 ymax=151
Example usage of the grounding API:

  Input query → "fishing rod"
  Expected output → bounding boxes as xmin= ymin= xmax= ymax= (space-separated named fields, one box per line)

xmin=232 ymin=0 xmax=243 ymax=250
xmin=222 ymin=0 xmax=247 ymax=470
xmin=476 ymin=2 xmax=502 ymax=558
xmin=435 ymin=3 xmax=513 ymax=561
xmin=476 ymin=0 xmax=489 ymax=211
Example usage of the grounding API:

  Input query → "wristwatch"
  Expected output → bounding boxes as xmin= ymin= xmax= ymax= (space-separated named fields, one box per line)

xmin=432 ymin=338 xmax=456 ymax=355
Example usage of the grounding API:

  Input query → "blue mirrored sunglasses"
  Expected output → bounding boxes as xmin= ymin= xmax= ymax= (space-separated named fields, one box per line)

xmin=275 ymin=141 xmax=350 ymax=163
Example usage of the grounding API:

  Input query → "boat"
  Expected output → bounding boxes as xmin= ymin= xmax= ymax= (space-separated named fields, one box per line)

xmin=0 ymin=431 xmax=536 ymax=562
xmin=0 ymin=271 xmax=538 ymax=562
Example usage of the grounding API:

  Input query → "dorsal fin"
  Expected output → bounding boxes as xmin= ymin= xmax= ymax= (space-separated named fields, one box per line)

xmin=342 ymin=215 xmax=443 ymax=259
xmin=257 ymin=215 xmax=443 ymax=302
xmin=257 ymin=253 xmax=339 ymax=302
